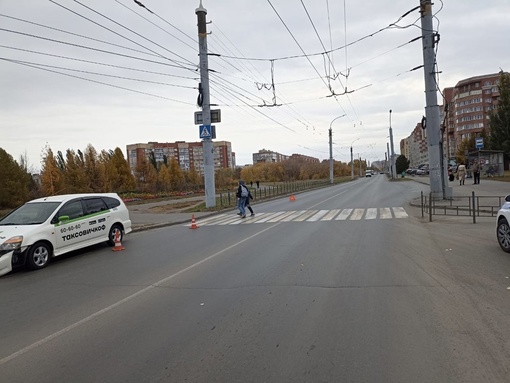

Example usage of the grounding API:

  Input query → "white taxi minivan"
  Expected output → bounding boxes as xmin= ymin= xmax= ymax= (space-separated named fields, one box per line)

xmin=0 ymin=193 xmax=132 ymax=277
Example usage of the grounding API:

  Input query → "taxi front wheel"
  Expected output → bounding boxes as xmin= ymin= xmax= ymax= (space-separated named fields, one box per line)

xmin=26 ymin=242 xmax=51 ymax=270
xmin=107 ymin=224 xmax=123 ymax=246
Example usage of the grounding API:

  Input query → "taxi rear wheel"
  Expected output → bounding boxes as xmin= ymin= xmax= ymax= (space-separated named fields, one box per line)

xmin=107 ymin=224 xmax=123 ymax=246
xmin=26 ymin=242 xmax=51 ymax=270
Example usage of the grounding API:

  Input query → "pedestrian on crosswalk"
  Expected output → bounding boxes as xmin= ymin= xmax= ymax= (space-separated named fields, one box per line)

xmin=244 ymin=189 xmax=255 ymax=216
xmin=236 ymin=180 xmax=249 ymax=218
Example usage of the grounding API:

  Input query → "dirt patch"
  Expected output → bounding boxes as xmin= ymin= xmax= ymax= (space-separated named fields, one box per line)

xmin=149 ymin=201 xmax=201 ymax=213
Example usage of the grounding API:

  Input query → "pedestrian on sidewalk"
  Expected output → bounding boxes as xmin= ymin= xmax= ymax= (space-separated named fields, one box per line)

xmin=236 ymin=180 xmax=249 ymax=218
xmin=456 ymin=162 xmax=467 ymax=185
xmin=473 ymin=159 xmax=480 ymax=184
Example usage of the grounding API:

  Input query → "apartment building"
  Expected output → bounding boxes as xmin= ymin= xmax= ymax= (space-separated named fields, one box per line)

xmin=443 ymin=73 xmax=501 ymax=156
xmin=402 ymin=122 xmax=428 ymax=168
xmin=252 ymin=149 xmax=289 ymax=163
xmin=289 ymin=153 xmax=320 ymax=163
xmin=126 ymin=141 xmax=235 ymax=174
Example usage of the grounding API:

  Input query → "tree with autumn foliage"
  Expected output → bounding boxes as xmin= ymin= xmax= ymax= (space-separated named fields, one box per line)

xmin=40 ymin=146 xmax=65 ymax=196
xmin=106 ymin=148 xmax=136 ymax=192
xmin=84 ymin=144 xmax=107 ymax=192
xmin=0 ymin=148 xmax=35 ymax=208
xmin=134 ymin=154 xmax=158 ymax=193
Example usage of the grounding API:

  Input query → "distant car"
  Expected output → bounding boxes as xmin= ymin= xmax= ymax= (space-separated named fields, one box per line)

xmin=496 ymin=195 xmax=510 ymax=253
xmin=0 ymin=193 xmax=132 ymax=277
xmin=365 ymin=170 xmax=372 ymax=177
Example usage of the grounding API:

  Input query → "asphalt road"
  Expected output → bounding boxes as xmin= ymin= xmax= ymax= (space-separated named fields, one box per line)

xmin=1 ymin=176 xmax=510 ymax=382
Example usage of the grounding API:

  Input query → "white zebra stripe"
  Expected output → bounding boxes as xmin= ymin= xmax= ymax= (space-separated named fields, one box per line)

xmin=392 ymin=207 xmax=408 ymax=218
xmin=307 ymin=210 xmax=330 ymax=222
xmin=350 ymin=209 xmax=364 ymax=220
xmin=335 ymin=209 xmax=353 ymax=220
xmin=184 ymin=208 xmax=408 ymax=227
xmin=365 ymin=208 xmax=377 ymax=220
xmin=379 ymin=208 xmax=392 ymax=219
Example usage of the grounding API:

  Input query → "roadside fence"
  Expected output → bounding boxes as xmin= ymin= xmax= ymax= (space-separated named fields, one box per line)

xmin=218 ymin=180 xmax=330 ymax=208
xmin=420 ymin=191 xmax=504 ymax=223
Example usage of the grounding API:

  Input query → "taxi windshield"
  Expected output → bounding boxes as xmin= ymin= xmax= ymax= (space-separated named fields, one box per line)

xmin=0 ymin=202 xmax=61 ymax=225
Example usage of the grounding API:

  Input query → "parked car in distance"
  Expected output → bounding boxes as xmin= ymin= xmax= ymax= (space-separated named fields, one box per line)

xmin=0 ymin=193 xmax=132 ymax=277
xmin=496 ymin=195 xmax=510 ymax=253
xmin=365 ymin=170 xmax=372 ymax=177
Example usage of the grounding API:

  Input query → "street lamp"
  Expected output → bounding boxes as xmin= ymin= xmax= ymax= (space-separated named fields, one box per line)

xmin=350 ymin=137 xmax=360 ymax=179
xmin=329 ymin=114 xmax=346 ymax=184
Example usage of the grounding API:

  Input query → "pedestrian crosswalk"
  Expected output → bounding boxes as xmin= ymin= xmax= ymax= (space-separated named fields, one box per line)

xmin=185 ymin=207 xmax=409 ymax=227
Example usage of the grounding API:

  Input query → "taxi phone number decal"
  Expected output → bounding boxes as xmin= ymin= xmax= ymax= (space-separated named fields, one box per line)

xmin=60 ymin=224 xmax=82 ymax=233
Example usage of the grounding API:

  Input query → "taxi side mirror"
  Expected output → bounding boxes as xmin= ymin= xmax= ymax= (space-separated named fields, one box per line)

xmin=58 ymin=215 xmax=70 ymax=223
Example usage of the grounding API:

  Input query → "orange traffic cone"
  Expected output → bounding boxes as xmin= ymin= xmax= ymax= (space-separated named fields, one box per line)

xmin=289 ymin=194 xmax=296 ymax=202
xmin=112 ymin=230 xmax=125 ymax=251
xmin=189 ymin=214 xmax=199 ymax=229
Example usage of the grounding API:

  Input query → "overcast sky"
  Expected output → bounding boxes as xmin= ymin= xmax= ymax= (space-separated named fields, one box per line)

xmin=1 ymin=0 xmax=509 ymax=171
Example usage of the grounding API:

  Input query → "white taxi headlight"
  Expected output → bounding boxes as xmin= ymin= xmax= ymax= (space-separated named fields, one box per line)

xmin=0 ymin=236 xmax=23 ymax=253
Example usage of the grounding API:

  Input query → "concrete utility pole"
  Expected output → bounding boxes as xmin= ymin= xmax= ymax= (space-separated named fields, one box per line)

xmin=386 ymin=142 xmax=391 ymax=175
xmin=420 ymin=0 xmax=451 ymax=198
xmin=350 ymin=146 xmax=354 ymax=179
xmin=329 ymin=127 xmax=333 ymax=184
xmin=350 ymin=137 xmax=359 ymax=179
xmin=196 ymin=1 xmax=216 ymax=207
xmin=329 ymin=115 xmax=345 ymax=184
xmin=389 ymin=109 xmax=397 ymax=179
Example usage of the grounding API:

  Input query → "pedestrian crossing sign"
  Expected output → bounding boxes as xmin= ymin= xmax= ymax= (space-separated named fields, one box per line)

xmin=199 ymin=124 xmax=211 ymax=138
xmin=199 ymin=124 xmax=216 ymax=139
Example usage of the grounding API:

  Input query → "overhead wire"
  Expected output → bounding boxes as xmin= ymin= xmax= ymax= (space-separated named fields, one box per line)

xmin=266 ymin=0 xmax=349 ymax=117
xmin=0 ymin=45 xmax=198 ymax=81
xmin=0 ymin=13 xmax=167 ymax=60
xmin=0 ymin=57 xmax=197 ymax=89
xmin=299 ymin=0 xmax=358 ymax=120
xmin=0 ymin=28 xmax=195 ymax=70
xmin=1 ymin=58 xmax=195 ymax=105
xmin=49 ymin=0 xmax=196 ymax=70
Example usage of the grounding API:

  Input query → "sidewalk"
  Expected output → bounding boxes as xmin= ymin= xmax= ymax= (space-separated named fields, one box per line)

xmin=409 ymin=174 xmax=509 ymax=198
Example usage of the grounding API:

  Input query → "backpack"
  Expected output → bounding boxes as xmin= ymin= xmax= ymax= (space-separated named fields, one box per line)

xmin=240 ymin=185 xmax=248 ymax=197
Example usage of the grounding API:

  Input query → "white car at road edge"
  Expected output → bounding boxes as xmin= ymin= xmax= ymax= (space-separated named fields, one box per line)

xmin=0 ymin=193 xmax=132 ymax=277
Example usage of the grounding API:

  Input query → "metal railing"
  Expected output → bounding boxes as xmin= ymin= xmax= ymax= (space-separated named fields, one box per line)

xmin=420 ymin=191 xmax=504 ymax=223
xmin=218 ymin=180 xmax=330 ymax=208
